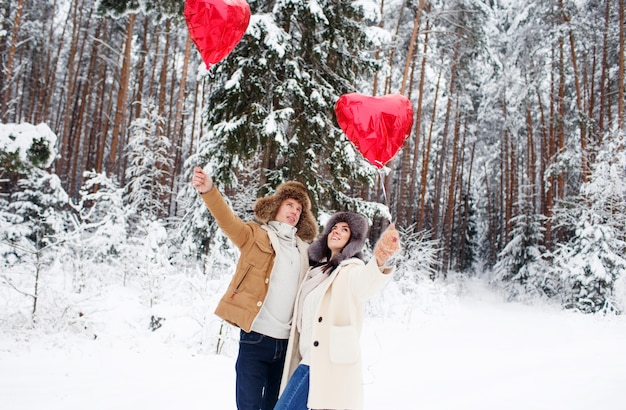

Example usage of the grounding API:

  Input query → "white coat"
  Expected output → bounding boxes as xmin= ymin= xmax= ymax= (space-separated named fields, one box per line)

xmin=280 ymin=257 xmax=393 ymax=409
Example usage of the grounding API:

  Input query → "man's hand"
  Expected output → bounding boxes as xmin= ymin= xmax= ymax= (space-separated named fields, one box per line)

xmin=192 ymin=166 xmax=214 ymax=194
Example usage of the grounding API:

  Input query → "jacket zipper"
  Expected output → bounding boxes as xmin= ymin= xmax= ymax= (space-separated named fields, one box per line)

xmin=230 ymin=267 xmax=250 ymax=299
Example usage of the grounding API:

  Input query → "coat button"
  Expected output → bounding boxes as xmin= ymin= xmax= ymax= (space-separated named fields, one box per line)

xmin=257 ymin=301 xmax=262 ymax=307
xmin=318 ymin=317 xmax=323 ymax=322
xmin=313 ymin=341 xmax=319 ymax=347
xmin=265 ymin=278 xmax=269 ymax=284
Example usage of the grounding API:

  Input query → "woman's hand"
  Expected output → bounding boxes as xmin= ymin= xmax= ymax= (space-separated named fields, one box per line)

xmin=374 ymin=224 xmax=401 ymax=266
xmin=192 ymin=166 xmax=214 ymax=194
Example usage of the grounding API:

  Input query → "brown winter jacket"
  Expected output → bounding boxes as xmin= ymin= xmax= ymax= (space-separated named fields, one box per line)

xmin=200 ymin=187 xmax=310 ymax=332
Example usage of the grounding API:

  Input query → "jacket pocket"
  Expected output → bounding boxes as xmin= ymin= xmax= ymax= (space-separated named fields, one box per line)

xmin=230 ymin=266 xmax=251 ymax=299
xmin=329 ymin=325 xmax=360 ymax=364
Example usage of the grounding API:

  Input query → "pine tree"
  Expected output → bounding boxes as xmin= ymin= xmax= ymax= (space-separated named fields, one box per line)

xmin=138 ymin=218 xmax=172 ymax=307
xmin=492 ymin=188 xmax=547 ymax=301
xmin=75 ymin=171 xmax=129 ymax=269
xmin=200 ymin=0 xmax=384 ymax=211
xmin=7 ymin=169 xmax=70 ymax=249
xmin=454 ymin=191 xmax=478 ymax=273
xmin=124 ymin=101 xmax=173 ymax=220
xmin=4 ymin=169 xmax=72 ymax=320
xmin=0 ymin=123 xmax=57 ymax=197
xmin=551 ymin=129 xmax=626 ymax=313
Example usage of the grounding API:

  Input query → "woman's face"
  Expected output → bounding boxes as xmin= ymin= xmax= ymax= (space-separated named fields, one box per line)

xmin=327 ymin=222 xmax=351 ymax=255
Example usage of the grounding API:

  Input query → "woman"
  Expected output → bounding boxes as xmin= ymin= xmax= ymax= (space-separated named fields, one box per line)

xmin=274 ymin=212 xmax=401 ymax=410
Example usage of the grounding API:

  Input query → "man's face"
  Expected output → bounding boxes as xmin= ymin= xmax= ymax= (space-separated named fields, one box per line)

xmin=274 ymin=198 xmax=303 ymax=226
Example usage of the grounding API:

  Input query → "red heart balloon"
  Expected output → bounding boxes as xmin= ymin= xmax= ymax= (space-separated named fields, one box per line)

xmin=184 ymin=0 xmax=251 ymax=69
xmin=335 ymin=93 xmax=414 ymax=169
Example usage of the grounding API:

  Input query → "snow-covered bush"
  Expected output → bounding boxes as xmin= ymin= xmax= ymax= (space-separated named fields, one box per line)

xmin=72 ymin=171 xmax=130 ymax=286
xmin=1 ymin=169 xmax=73 ymax=324
xmin=491 ymin=191 xmax=551 ymax=302
xmin=392 ymin=227 xmax=440 ymax=294
xmin=125 ymin=101 xmax=173 ymax=221
xmin=549 ymin=129 xmax=626 ymax=314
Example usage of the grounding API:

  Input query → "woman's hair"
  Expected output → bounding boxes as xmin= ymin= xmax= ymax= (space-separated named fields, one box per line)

xmin=308 ymin=212 xmax=369 ymax=273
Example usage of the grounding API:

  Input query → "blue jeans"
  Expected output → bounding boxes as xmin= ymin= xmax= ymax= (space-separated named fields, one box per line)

xmin=273 ymin=364 xmax=310 ymax=410
xmin=236 ymin=330 xmax=288 ymax=410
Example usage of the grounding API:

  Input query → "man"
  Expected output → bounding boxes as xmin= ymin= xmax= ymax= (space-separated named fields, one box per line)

xmin=192 ymin=167 xmax=317 ymax=410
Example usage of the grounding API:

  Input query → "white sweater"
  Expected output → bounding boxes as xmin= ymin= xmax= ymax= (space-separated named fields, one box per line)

xmin=251 ymin=221 xmax=302 ymax=339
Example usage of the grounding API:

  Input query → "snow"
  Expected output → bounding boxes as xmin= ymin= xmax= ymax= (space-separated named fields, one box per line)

xmin=2 ymin=279 xmax=625 ymax=410
xmin=0 ymin=122 xmax=58 ymax=168
xmin=367 ymin=284 xmax=626 ymax=409
xmin=249 ymin=14 xmax=289 ymax=58
xmin=0 ymin=343 xmax=232 ymax=410
xmin=354 ymin=0 xmax=381 ymax=22
xmin=307 ymin=1 xmax=329 ymax=25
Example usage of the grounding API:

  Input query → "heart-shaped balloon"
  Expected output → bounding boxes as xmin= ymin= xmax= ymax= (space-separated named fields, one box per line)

xmin=335 ymin=93 xmax=414 ymax=169
xmin=184 ymin=0 xmax=251 ymax=69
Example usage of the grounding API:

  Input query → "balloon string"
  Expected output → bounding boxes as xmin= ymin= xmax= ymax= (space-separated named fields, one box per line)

xmin=379 ymin=169 xmax=387 ymax=204
xmin=377 ymin=168 xmax=395 ymax=224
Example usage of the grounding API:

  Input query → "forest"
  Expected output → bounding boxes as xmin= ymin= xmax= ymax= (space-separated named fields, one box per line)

xmin=1 ymin=0 xmax=625 ymax=324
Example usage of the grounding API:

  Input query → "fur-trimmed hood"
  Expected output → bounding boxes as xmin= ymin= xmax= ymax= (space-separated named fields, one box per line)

xmin=308 ymin=212 xmax=369 ymax=272
xmin=253 ymin=181 xmax=318 ymax=242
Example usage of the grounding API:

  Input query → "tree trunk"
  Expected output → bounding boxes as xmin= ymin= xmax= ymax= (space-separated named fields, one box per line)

xmin=188 ymin=77 xmax=203 ymax=159
xmin=508 ymin=131 xmax=517 ymax=235
xmin=383 ymin=2 xmax=406 ymax=95
xmin=432 ymin=34 xmax=461 ymax=241
xmin=598 ymin=0 xmax=610 ymax=138
xmin=0 ymin=3 xmax=10 ymax=102
xmin=586 ymin=42 xmax=597 ymax=161
xmin=392 ymin=0 xmax=427 ymax=226
xmin=457 ymin=140 xmax=475 ymax=270
xmin=93 ymin=20 xmax=111 ymax=175
xmin=57 ymin=0 xmax=83 ymax=180
xmin=158 ymin=19 xmax=171 ymax=120
xmin=545 ymin=47 xmax=558 ymax=248
xmin=417 ymin=65 xmax=442 ymax=231
xmin=2 ymin=0 xmax=25 ymax=122
xmin=372 ymin=0 xmax=385 ymax=96
xmin=619 ymin=0 xmax=625 ymax=129
xmin=36 ymin=0 xmax=67 ymax=125
xmin=442 ymin=99 xmax=461 ymax=271
xmin=483 ymin=163 xmax=496 ymax=266
xmin=400 ymin=0 xmax=426 ymax=95
xmin=67 ymin=6 xmax=94 ymax=197
xmin=71 ymin=17 xmax=104 ymax=198
xmin=557 ymin=36 xmax=566 ymax=203
xmin=408 ymin=14 xmax=430 ymax=228
xmin=108 ymin=13 xmax=136 ymax=178
xmin=156 ymin=19 xmax=172 ymax=214
xmin=526 ymin=104 xmax=536 ymax=210
xmin=147 ymin=26 xmax=161 ymax=102
xmin=133 ymin=16 xmax=149 ymax=120
xmin=169 ymin=34 xmax=194 ymax=216
xmin=564 ymin=6 xmax=587 ymax=180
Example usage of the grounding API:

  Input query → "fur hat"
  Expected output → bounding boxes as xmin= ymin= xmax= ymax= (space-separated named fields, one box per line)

xmin=253 ymin=181 xmax=318 ymax=242
xmin=308 ymin=212 xmax=369 ymax=272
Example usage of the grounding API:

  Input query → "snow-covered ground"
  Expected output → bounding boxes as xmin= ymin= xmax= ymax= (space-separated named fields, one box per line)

xmin=1 ymin=279 xmax=625 ymax=410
